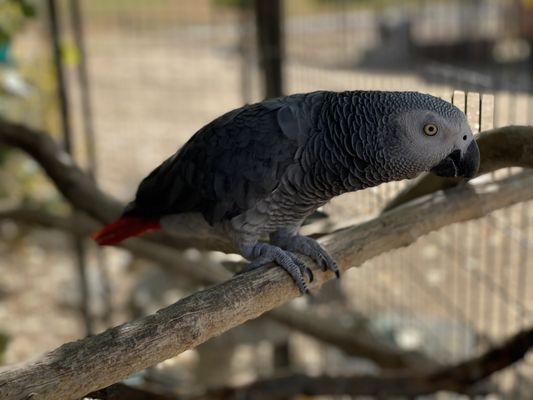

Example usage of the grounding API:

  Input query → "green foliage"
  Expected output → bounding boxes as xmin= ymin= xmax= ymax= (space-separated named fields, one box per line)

xmin=13 ymin=0 xmax=36 ymax=18
xmin=0 ymin=0 xmax=36 ymax=46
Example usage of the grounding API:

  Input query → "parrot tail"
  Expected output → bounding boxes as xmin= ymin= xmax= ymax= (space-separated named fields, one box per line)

xmin=92 ymin=217 xmax=161 ymax=246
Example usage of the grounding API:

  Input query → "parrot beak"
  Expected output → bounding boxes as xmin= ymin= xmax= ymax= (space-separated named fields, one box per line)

xmin=430 ymin=140 xmax=480 ymax=180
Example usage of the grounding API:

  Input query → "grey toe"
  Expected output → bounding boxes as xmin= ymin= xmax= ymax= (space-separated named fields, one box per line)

xmin=277 ymin=235 xmax=340 ymax=279
xmin=244 ymin=243 xmax=313 ymax=294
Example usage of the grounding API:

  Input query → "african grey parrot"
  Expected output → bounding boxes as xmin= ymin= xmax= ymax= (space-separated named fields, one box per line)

xmin=93 ymin=91 xmax=480 ymax=293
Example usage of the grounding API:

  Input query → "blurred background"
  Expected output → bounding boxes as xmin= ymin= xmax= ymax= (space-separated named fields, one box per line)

xmin=1 ymin=0 xmax=533 ymax=398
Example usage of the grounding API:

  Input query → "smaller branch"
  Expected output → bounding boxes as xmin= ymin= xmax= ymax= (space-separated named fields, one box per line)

xmin=383 ymin=125 xmax=533 ymax=212
xmin=204 ymin=326 xmax=533 ymax=399
xmin=0 ymin=119 xmax=122 ymax=223
xmin=270 ymin=307 xmax=437 ymax=370
xmin=0 ymin=207 xmax=230 ymax=285
xmin=0 ymin=207 xmax=98 ymax=236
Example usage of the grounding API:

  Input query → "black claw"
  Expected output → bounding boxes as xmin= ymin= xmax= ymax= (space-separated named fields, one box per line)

xmin=298 ymin=281 xmax=309 ymax=294
xmin=335 ymin=269 xmax=341 ymax=279
xmin=306 ymin=268 xmax=314 ymax=283
xmin=301 ymin=282 xmax=311 ymax=295
xmin=288 ymin=254 xmax=313 ymax=283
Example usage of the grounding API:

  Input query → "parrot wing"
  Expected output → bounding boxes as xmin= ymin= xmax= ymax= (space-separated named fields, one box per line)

xmin=127 ymin=92 xmax=324 ymax=225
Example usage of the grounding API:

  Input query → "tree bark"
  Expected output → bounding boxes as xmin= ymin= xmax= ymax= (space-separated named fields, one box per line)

xmin=0 ymin=171 xmax=532 ymax=400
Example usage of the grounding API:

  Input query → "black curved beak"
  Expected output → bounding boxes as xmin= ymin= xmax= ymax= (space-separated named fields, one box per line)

xmin=430 ymin=140 xmax=480 ymax=180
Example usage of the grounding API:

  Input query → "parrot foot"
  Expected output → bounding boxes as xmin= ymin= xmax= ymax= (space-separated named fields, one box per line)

xmin=239 ymin=242 xmax=313 ymax=294
xmin=275 ymin=234 xmax=341 ymax=279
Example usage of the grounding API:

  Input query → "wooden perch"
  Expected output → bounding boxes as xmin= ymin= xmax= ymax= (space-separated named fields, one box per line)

xmin=1 ymin=171 xmax=532 ymax=400
xmin=202 ymin=325 xmax=533 ymax=399
xmin=383 ymin=125 xmax=533 ymax=212
xmin=0 ymin=206 xmax=434 ymax=370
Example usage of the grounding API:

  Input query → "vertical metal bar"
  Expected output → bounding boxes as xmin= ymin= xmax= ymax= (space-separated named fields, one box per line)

xmin=69 ymin=0 xmax=112 ymax=327
xmin=47 ymin=0 xmax=72 ymax=150
xmin=484 ymin=92 xmax=496 ymax=341
xmin=451 ymin=90 xmax=466 ymax=360
xmin=514 ymin=81 xmax=532 ymax=395
xmin=73 ymin=236 xmax=93 ymax=334
xmin=47 ymin=0 xmax=93 ymax=336
xmin=466 ymin=92 xmax=482 ymax=354
xmin=497 ymin=72 xmax=515 ymax=342
xmin=254 ymin=0 xmax=284 ymax=98
xmin=69 ymin=0 xmax=96 ymax=178
xmin=239 ymin=1 xmax=254 ymax=104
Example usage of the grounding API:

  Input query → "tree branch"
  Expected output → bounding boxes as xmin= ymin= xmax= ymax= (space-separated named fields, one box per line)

xmin=0 ymin=207 xmax=98 ymax=236
xmin=0 ymin=171 xmax=532 ymax=399
xmin=269 ymin=307 xmax=437 ymax=370
xmin=383 ymin=126 xmax=533 ymax=212
xmin=202 ymin=326 xmax=533 ymax=399
xmin=0 ymin=119 xmax=122 ymax=223
xmin=0 ymin=207 xmax=436 ymax=370
xmin=0 ymin=207 xmax=231 ymax=285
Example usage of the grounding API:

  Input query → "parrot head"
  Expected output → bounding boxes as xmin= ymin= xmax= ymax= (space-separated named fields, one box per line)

xmin=385 ymin=92 xmax=480 ymax=181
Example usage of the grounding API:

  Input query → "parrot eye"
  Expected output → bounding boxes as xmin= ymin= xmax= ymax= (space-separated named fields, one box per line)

xmin=423 ymin=124 xmax=438 ymax=136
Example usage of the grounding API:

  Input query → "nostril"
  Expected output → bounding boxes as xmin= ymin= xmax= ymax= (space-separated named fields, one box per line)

xmin=462 ymin=135 xmax=467 ymax=141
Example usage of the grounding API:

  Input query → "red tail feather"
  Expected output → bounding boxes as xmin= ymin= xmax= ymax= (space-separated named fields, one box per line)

xmin=92 ymin=217 xmax=161 ymax=246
